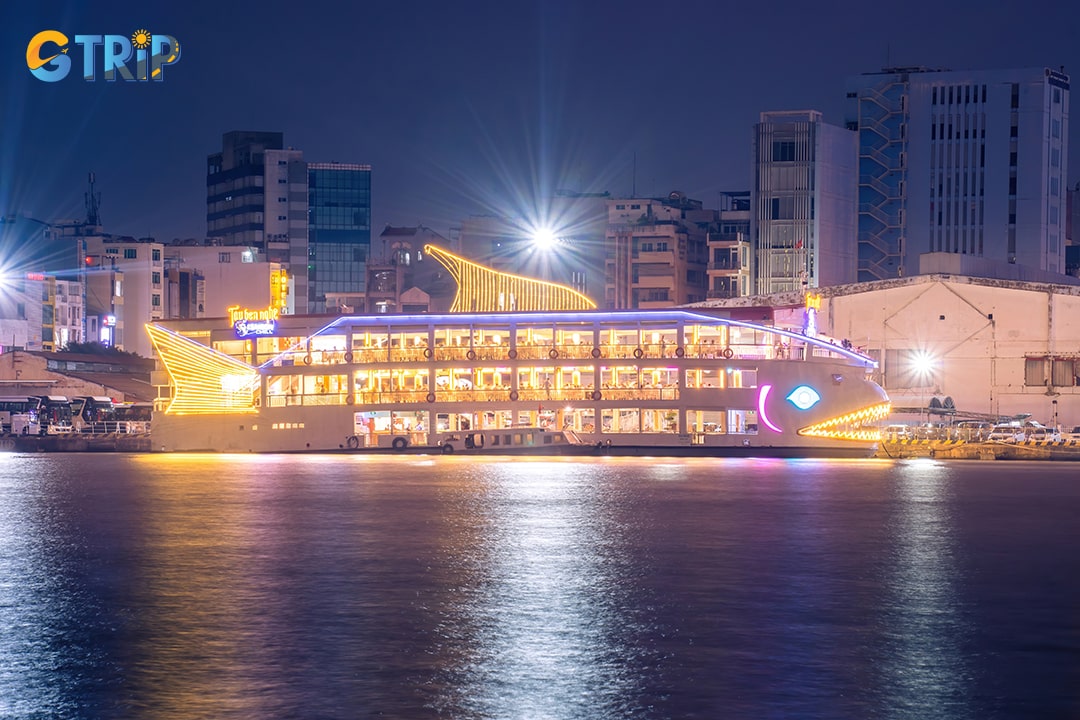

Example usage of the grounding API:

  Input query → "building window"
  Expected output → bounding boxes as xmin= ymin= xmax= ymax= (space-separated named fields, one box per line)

xmin=772 ymin=141 xmax=796 ymax=162
xmin=1025 ymin=358 xmax=1047 ymax=386
xmin=124 ymin=248 xmax=137 ymax=259
xmin=770 ymin=197 xmax=795 ymax=220
xmin=152 ymin=294 xmax=161 ymax=307
xmin=106 ymin=247 xmax=119 ymax=255
xmin=152 ymin=248 xmax=161 ymax=261
xmin=219 ymin=252 xmax=232 ymax=263
xmin=152 ymin=271 xmax=161 ymax=285
xmin=1052 ymin=359 xmax=1078 ymax=386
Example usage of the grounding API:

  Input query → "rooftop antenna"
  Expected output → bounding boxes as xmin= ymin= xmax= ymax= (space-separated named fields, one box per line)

xmin=85 ymin=172 xmax=101 ymax=227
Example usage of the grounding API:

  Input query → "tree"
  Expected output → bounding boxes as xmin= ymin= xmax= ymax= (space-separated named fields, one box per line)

xmin=62 ymin=341 xmax=143 ymax=358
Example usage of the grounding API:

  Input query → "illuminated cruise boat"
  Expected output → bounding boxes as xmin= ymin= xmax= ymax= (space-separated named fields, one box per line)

xmin=147 ymin=308 xmax=890 ymax=457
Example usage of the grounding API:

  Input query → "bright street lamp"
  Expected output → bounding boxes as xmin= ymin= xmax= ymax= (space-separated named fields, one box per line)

xmin=530 ymin=227 xmax=559 ymax=251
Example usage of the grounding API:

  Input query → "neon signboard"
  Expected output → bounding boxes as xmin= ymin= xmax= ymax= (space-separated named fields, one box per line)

xmin=228 ymin=305 xmax=279 ymax=338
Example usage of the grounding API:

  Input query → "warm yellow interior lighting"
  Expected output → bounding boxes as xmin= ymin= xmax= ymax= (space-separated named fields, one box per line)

xmin=146 ymin=324 xmax=259 ymax=415
xmin=424 ymin=244 xmax=596 ymax=312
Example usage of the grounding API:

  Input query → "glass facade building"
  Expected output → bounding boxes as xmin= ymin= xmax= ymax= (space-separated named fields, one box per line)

xmin=307 ymin=163 xmax=372 ymax=314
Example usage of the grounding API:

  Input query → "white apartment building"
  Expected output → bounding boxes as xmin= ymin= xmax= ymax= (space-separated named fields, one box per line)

xmin=82 ymin=237 xmax=164 ymax=357
xmin=164 ymin=245 xmax=287 ymax=321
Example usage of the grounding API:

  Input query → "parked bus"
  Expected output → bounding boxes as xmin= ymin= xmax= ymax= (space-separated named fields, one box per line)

xmin=0 ymin=396 xmax=42 ymax=435
xmin=36 ymin=396 xmax=74 ymax=434
xmin=71 ymin=396 xmax=117 ymax=433
xmin=112 ymin=402 xmax=153 ymax=434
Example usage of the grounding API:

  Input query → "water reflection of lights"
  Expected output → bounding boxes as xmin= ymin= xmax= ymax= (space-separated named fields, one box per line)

xmin=0 ymin=458 xmax=82 ymax=716
xmin=450 ymin=461 xmax=637 ymax=718
xmin=881 ymin=460 xmax=971 ymax=714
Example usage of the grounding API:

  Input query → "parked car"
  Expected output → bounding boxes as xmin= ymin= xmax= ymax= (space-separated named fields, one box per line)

xmin=1063 ymin=426 xmax=1080 ymax=442
xmin=1025 ymin=426 xmax=1062 ymax=442
xmin=882 ymin=424 xmax=913 ymax=441
xmin=953 ymin=421 xmax=993 ymax=442
xmin=987 ymin=424 xmax=1025 ymax=443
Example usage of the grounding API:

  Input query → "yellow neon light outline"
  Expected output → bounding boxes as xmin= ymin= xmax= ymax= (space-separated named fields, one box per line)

xmin=227 ymin=305 xmax=281 ymax=323
xmin=146 ymin=324 xmax=259 ymax=415
xmin=424 ymin=244 xmax=596 ymax=312
xmin=797 ymin=402 xmax=892 ymax=442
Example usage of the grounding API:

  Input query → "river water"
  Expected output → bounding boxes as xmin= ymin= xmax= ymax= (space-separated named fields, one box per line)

xmin=0 ymin=453 xmax=1077 ymax=719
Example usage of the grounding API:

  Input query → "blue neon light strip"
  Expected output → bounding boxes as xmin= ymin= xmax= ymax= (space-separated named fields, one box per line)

xmin=253 ymin=308 xmax=879 ymax=370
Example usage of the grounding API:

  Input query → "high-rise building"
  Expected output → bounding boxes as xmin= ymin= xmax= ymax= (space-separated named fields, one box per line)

xmin=1067 ymin=180 xmax=1079 ymax=246
xmin=751 ymin=110 xmax=858 ymax=294
xmin=207 ymin=131 xmax=308 ymax=312
xmin=307 ymin=163 xmax=372 ymax=314
xmin=845 ymin=67 xmax=1070 ymax=281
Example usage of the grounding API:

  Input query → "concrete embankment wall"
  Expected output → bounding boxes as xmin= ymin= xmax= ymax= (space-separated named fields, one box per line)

xmin=0 ymin=435 xmax=153 ymax=453
xmin=876 ymin=440 xmax=1080 ymax=461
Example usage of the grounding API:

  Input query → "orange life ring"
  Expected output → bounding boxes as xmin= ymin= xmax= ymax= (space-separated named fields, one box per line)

xmin=423 ymin=347 xmax=433 ymax=359
xmin=466 ymin=349 xmax=476 ymax=361
xmin=722 ymin=347 xmax=734 ymax=359
xmin=426 ymin=392 xmax=436 ymax=403
xmin=343 ymin=351 xmax=354 ymax=363
xmin=303 ymin=354 xmax=313 ymax=365
xmin=675 ymin=346 xmax=685 ymax=358
xmin=591 ymin=390 xmax=602 ymax=401
xmin=345 ymin=394 xmax=355 ymax=405
xmin=508 ymin=349 xmax=518 ymax=360
xmin=549 ymin=348 xmax=559 ymax=359
xmin=591 ymin=347 xmax=601 ymax=359
xmin=509 ymin=390 xmax=519 ymax=401
xmin=633 ymin=348 xmax=644 ymax=359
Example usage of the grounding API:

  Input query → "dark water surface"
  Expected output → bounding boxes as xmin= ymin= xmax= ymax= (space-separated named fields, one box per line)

xmin=0 ymin=453 xmax=1077 ymax=719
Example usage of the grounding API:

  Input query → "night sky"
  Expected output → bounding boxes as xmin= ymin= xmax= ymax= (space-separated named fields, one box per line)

xmin=2 ymin=0 xmax=1078 ymax=243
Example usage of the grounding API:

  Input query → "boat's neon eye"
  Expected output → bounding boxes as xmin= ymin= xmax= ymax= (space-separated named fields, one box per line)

xmin=786 ymin=385 xmax=821 ymax=410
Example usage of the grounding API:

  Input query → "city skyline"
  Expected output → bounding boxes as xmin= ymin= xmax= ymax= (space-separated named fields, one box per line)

xmin=2 ymin=0 xmax=1078 ymax=244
